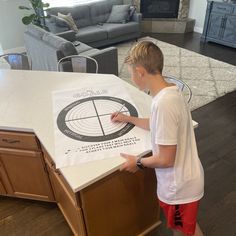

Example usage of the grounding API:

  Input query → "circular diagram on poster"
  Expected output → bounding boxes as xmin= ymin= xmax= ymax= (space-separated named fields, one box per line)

xmin=57 ymin=96 xmax=138 ymax=142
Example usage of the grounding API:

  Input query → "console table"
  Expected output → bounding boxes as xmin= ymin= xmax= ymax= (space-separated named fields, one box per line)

xmin=201 ymin=0 xmax=236 ymax=48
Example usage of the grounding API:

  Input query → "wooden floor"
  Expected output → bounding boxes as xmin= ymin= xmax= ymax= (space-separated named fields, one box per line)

xmin=1 ymin=32 xmax=236 ymax=236
xmin=149 ymin=91 xmax=236 ymax=236
xmin=148 ymin=33 xmax=236 ymax=236
xmin=146 ymin=32 xmax=236 ymax=66
xmin=192 ymin=91 xmax=236 ymax=236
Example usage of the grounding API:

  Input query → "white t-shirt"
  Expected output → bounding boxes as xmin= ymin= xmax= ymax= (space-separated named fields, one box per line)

xmin=150 ymin=86 xmax=204 ymax=204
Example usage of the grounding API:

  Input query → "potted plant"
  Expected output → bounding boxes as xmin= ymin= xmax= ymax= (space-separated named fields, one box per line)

xmin=19 ymin=0 xmax=50 ymax=28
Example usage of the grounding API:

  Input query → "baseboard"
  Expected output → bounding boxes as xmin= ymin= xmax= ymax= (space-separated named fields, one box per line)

xmin=194 ymin=26 xmax=203 ymax=34
xmin=3 ymin=46 xmax=26 ymax=54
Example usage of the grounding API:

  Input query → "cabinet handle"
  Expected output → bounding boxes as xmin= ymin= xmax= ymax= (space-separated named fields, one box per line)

xmin=44 ymin=157 xmax=56 ymax=171
xmin=221 ymin=17 xmax=227 ymax=28
xmin=217 ymin=7 xmax=227 ymax=11
xmin=50 ymin=161 xmax=56 ymax=170
xmin=223 ymin=17 xmax=227 ymax=28
xmin=43 ymin=164 xmax=48 ymax=174
xmin=55 ymin=169 xmax=61 ymax=176
xmin=2 ymin=138 xmax=20 ymax=144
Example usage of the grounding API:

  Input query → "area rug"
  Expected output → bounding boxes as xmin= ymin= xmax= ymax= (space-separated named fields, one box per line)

xmin=117 ymin=36 xmax=236 ymax=111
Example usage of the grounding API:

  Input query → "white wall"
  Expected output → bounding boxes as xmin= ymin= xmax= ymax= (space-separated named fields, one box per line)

xmin=0 ymin=0 xmax=29 ymax=51
xmin=189 ymin=0 xmax=207 ymax=33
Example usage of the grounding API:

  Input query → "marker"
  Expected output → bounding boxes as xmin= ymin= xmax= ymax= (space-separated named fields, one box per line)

xmin=114 ymin=103 xmax=125 ymax=117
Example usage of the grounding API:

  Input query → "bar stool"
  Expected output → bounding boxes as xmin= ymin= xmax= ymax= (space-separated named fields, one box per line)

xmin=57 ymin=55 xmax=98 ymax=73
xmin=0 ymin=53 xmax=31 ymax=70
xmin=164 ymin=75 xmax=192 ymax=103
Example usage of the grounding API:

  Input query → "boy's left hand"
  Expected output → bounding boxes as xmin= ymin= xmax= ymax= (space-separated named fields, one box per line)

xmin=120 ymin=153 xmax=139 ymax=173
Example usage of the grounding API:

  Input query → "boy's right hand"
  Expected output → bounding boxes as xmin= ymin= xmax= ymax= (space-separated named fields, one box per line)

xmin=111 ymin=112 xmax=130 ymax=123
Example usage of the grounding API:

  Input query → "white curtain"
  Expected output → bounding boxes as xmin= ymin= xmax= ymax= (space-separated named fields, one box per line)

xmin=46 ymin=0 xmax=102 ymax=7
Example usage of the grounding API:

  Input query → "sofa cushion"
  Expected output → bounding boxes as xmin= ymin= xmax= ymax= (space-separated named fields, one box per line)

xmin=101 ymin=22 xmax=140 ymax=38
xmin=128 ymin=5 xmax=137 ymax=21
xmin=108 ymin=0 xmax=123 ymax=7
xmin=47 ymin=7 xmax=72 ymax=17
xmin=43 ymin=33 xmax=77 ymax=57
xmin=70 ymin=5 xmax=92 ymax=28
xmin=57 ymin=12 xmax=79 ymax=33
xmin=90 ymin=1 xmax=111 ymax=25
xmin=106 ymin=5 xmax=130 ymax=23
xmin=45 ymin=16 xmax=70 ymax=33
xmin=75 ymin=26 xmax=107 ymax=44
xmin=47 ymin=5 xmax=92 ymax=28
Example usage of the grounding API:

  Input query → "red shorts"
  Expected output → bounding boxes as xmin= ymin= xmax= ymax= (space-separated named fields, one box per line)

xmin=159 ymin=199 xmax=200 ymax=235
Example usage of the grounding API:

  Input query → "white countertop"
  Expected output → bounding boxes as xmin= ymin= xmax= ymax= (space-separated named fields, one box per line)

xmin=0 ymin=70 xmax=154 ymax=192
xmin=0 ymin=69 xmax=198 ymax=192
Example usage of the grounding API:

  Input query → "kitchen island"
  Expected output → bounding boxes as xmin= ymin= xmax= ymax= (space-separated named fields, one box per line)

xmin=0 ymin=70 xmax=161 ymax=236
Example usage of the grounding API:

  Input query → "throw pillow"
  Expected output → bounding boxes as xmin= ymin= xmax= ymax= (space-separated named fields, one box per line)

xmin=107 ymin=5 xmax=130 ymax=24
xmin=128 ymin=5 xmax=136 ymax=21
xmin=49 ymin=15 xmax=70 ymax=28
xmin=57 ymin=12 xmax=79 ymax=33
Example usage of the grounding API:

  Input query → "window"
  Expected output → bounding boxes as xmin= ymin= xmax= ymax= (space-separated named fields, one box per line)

xmin=46 ymin=0 xmax=102 ymax=8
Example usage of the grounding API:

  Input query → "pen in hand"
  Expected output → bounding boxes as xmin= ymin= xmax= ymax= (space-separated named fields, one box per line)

xmin=111 ymin=103 xmax=125 ymax=121
xmin=114 ymin=103 xmax=125 ymax=118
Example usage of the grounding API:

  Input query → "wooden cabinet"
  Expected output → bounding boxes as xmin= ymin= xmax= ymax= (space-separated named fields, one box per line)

xmin=0 ymin=131 xmax=54 ymax=201
xmin=43 ymin=148 xmax=160 ymax=236
xmin=201 ymin=1 xmax=236 ymax=48
xmin=222 ymin=14 xmax=236 ymax=42
xmin=1 ymin=130 xmax=160 ymax=235
xmin=43 ymin=148 xmax=87 ymax=236
xmin=207 ymin=12 xmax=223 ymax=39
xmin=80 ymin=169 xmax=160 ymax=236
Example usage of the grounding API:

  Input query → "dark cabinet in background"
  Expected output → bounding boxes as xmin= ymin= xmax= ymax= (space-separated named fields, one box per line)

xmin=201 ymin=1 xmax=236 ymax=48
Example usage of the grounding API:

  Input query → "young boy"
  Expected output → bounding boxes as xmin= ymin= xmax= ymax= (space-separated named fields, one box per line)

xmin=111 ymin=41 xmax=204 ymax=236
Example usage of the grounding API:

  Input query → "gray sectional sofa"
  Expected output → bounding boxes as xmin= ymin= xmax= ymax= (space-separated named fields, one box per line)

xmin=45 ymin=0 xmax=142 ymax=48
xmin=24 ymin=24 xmax=118 ymax=75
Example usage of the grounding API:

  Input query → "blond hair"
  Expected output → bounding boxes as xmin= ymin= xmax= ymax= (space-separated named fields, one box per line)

xmin=125 ymin=41 xmax=164 ymax=75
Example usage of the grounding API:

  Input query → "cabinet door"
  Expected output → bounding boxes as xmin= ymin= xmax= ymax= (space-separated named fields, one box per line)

xmin=207 ymin=13 xmax=224 ymax=39
xmin=222 ymin=15 xmax=236 ymax=43
xmin=45 ymin=162 xmax=86 ymax=236
xmin=0 ymin=148 xmax=54 ymax=201
xmin=80 ymin=169 xmax=160 ymax=236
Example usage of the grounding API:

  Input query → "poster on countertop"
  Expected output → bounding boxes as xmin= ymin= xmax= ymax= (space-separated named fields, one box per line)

xmin=52 ymin=82 xmax=151 ymax=168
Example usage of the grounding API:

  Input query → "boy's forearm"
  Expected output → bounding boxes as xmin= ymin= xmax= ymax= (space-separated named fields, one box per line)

xmin=128 ymin=117 xmax=150 ymax=130
xmin=141 ymin=155 xmax=174 ymax=168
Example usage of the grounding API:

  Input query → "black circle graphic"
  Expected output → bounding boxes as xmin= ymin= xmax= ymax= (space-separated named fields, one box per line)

xmin=57 ymin=96 xmax=138 ymax=142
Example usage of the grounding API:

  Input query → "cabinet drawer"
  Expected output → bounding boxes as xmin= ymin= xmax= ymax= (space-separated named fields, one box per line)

xmin=212 ymin=3 xmax=233 ymax=14
xmin=0 ymin=131 xmax=40 ymax=151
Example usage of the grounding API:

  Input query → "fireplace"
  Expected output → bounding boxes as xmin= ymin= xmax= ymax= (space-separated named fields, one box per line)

xmin=140 ymin=0 xmax=180 ymax=18
xmin=134 ymin=0 xmax=195 ymax=33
